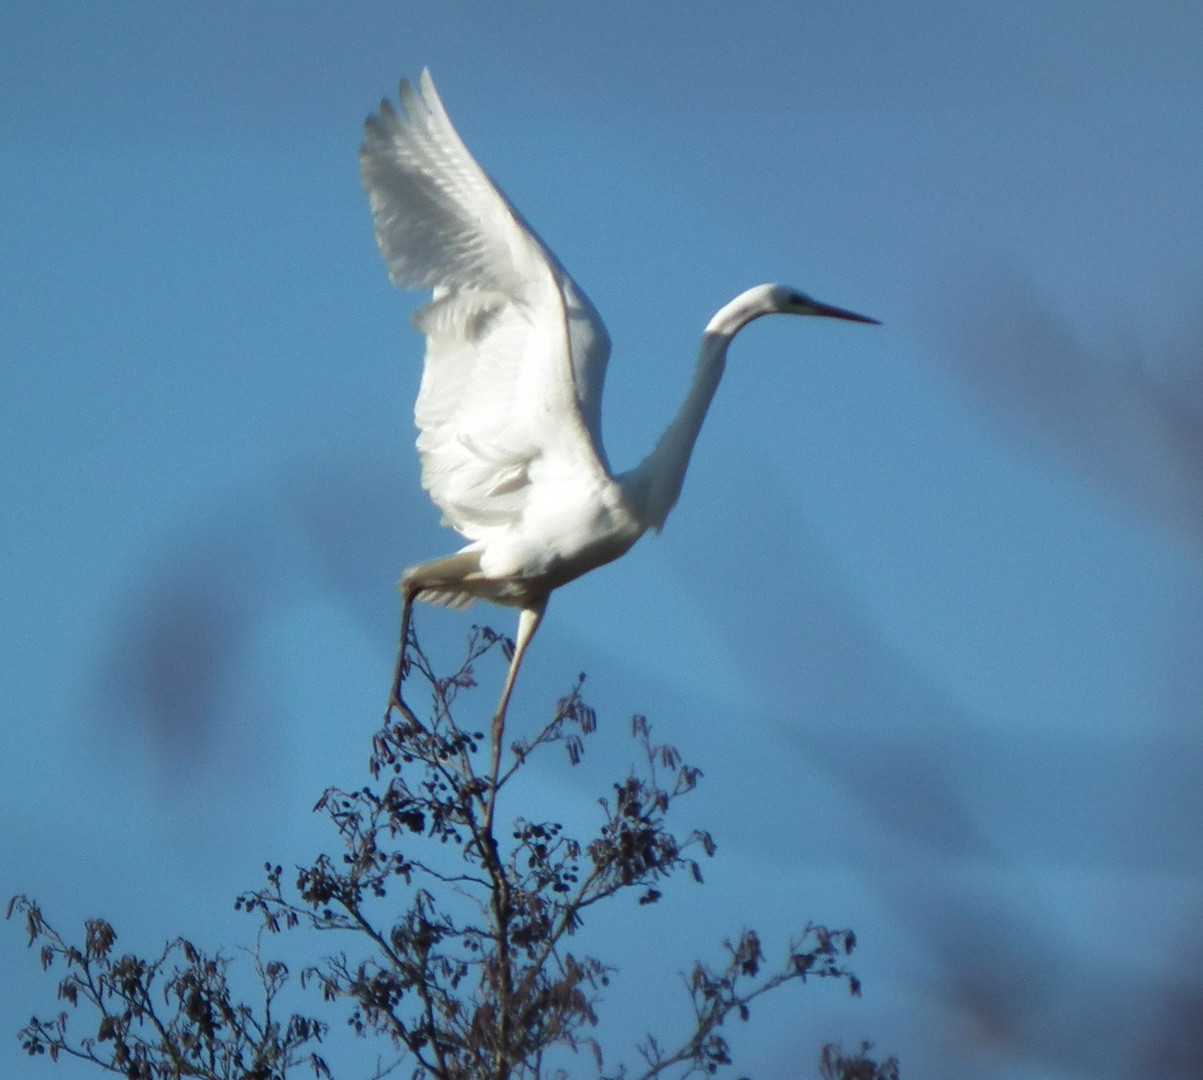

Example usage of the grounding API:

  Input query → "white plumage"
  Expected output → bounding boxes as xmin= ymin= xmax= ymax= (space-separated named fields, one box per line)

xmin=360 ymin=71 xmax=878 ymax=733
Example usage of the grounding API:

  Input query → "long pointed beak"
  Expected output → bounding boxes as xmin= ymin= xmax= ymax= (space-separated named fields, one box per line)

xmin=809 ymin=299 xmax=881 ymax=325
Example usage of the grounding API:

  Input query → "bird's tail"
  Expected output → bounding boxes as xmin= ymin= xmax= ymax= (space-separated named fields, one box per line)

xmin=416 ymin=587 xmax=477 ymax=610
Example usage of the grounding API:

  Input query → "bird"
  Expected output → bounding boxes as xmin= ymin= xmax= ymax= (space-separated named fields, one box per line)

xmin=360 ymin=70 xmax=878 ymax=740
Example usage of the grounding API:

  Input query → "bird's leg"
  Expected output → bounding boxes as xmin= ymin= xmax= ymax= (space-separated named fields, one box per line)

xmin=387 ymin=550 xmax=484 ymax=722
xmin=487 ymin=600 xmax=547 ymax=794
xmin=388 ymin=584 xmax=419 ymax=721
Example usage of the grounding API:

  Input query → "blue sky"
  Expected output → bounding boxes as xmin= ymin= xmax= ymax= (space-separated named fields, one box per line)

xmin=3 ymin=3 xmax=1203 ymax=1077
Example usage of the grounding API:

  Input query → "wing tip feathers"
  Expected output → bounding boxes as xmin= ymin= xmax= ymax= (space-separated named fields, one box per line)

xmin=362 ymin=70 xmax=451 ymax=152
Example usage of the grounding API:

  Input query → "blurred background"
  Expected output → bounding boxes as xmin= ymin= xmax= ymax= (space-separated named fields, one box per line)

xmin=3 ymin=3 xmax=1202 ymax=1077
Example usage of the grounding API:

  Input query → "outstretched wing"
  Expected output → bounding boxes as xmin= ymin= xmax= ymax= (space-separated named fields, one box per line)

xmin=360 ymin=70 xmax=612 ymax=540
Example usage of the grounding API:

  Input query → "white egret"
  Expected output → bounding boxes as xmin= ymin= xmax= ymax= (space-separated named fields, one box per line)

xmin=360 ymin=71 xmax=878 ymax=736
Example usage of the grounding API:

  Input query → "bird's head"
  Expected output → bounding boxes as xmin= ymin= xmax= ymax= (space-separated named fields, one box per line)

xmin=706 ymin=284 xmax=880 ymax=336
xmin=771 ymin=284 xmax=880 ymax=324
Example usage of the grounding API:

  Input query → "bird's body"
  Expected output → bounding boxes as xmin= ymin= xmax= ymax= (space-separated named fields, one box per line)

xmin=360 ymin=71 xmax=877 ymax=731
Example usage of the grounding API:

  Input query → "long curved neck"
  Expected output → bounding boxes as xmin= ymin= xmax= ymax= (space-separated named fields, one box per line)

xmin=623 ymin=288 xmax=777 ymax=530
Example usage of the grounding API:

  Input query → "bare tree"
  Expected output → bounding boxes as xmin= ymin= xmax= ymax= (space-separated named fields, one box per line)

xmin=12 ymin=627 xmax=897 ymax=1080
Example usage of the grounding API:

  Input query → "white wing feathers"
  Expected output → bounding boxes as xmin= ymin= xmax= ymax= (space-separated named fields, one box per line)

xmin=360 ymin=71 xmax=612 ymax=541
